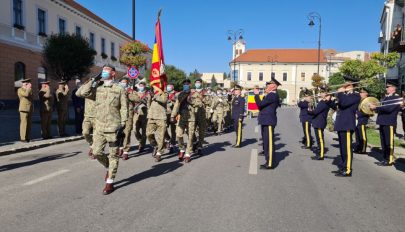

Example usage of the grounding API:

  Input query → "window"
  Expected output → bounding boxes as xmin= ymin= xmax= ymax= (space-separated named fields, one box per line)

xmin=59 ymin=18 xmax=66 ymax=34
xmin=271 ymin=72 xmax=275 ymax=79
xmin=111 ymin=42 xmax=115 ymax=57
xmin=101 ymin=38 xmax=106 ymax=54
xmin=37 ymin=9 xmax=46 ymax=35
xmin=14 ymin=62 xmax=25 ymax=87
xmin=232 ymin=70 xmax=238 ymax=81
xmin=75 ymin=26 xmax=81 ymax=36
xmin=13 ymin=0 xmax=23 ymax=27
xmin=301 ymin=72 xmax=305 ymax=81
xmin=89 ymin=32 xmax=95 ymax=49
xmin=259 ymin=72 xmax=264 ymax=81
xmin=283 ymin=72 xmax=288 ymax=81
xmin=247 ymin=72 xmax=252 ymax=81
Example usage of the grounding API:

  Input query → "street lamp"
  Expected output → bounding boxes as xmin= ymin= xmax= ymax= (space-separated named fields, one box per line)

xmin=132 ymin=0 xmax=135 ymax=40
xmin=268 ymin=55 xmax=278 ymax=75
xmin=307 ymin=12 xmax=322 ymax=75
xmin=227 ymin=29 xmax=244 ymax=82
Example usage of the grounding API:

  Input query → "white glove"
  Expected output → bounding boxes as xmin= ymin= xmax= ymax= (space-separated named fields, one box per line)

xmin=210 ymin=109 xmax=214 ymax=113
xmin=219 ymin=99 xmax=223 ymax=102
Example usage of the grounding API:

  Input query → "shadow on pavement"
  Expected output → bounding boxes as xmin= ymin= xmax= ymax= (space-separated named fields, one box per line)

xmin=0 ymin=152 xmax=80 ymax=172
xmin=192 ymin=141 xmax=232 ymax=161
xmin=273 ymin=149 xmax=291 ymax=168
xmin=241 ymin=138 xmax=258 ymax=147
xmin=394 ymin=158 xmax=405 ymax=172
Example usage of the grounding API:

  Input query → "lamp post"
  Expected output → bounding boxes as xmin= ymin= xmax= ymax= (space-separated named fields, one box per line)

xmin=308 ymin=12 xmax=322 ymax=75
xmin=227 ymin=29 xmax=244 ymax=82
xmin=132 ymin=0 xmax=135 ymax=40
xmin=268 ymin=55 xmax=278 ymax=75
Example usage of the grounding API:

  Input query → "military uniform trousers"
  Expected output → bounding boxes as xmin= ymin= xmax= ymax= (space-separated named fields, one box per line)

xmin=354 ymin=124 xmax=367 ymax=153
xmin=165 ymin=115 xmax=176 ymax=146
xmin=19 ymin=112 xmax=32 ymax=141
xmin=261 ymin=125 xmax=275 ymax=168
xmin=123 ymin=113 xmax=134 ymax=152
xmin=379 ymin=125 xmax=395 ymax=164
xmin=176 ymin=120 xmax=196 ymax=155
xmin=40 ymin=111 xmax=52 ymax=139
xmin=234 ymin=119 xmax=243 ymax=147
xmin=92 ymin=128 xmax=120 ymax=180
xmin=57 ymin=110 xmax=67 ymax=136
xmin=337 ymin=131 xmax=354 ymax=174
xmin=212 ymin=112 xmax=224 ymax=133
xmin=74 ymin=108 xmax=84 ymax=134
xmin=134 ymin=114 xmax=148 ymax=147
xmin=195 ymin=108 xmax=206 ymax=149
xmin=314 ymin=128 xmax=325 ymax=158
xmin=302 ymin=121 xmax=313 ymax=148
xmin=82 ymin=117 xmax=95 ymax=147
xmin=146 ymin=119 xmax=167 ymax=155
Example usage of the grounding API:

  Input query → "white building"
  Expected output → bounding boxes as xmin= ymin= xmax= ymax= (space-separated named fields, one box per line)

xmin=201 ymin=72 xmax=231 ymax=89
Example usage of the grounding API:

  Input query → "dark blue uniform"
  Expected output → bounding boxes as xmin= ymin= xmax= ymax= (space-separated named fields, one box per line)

xmin=231 ymin=95 xmax=246 ymax=147
xmin=298 ymin=100 xmax=313 ymax=148
xmin=376 ymin=94 xmax=401 ymax=164
xmin=308 ymin=100 xmax=331 ymax=159
xmin=72 ymin=88 xmax=85 ymax=135
xmin=255 ymin=91 xmax=280 ymax=168
xmin=354 ymin=109 xmax=369 ymax=154
xmin=334 ymin=92 xmax=361 ymax=175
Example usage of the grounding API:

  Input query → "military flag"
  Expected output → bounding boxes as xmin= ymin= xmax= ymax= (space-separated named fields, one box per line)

xmin=150 ymin=10 xmax=167 ymax=91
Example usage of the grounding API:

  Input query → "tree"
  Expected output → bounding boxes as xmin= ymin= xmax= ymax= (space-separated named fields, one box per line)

xmin=311 ymin=74 xmax=325 ymax=88
xmin=188 ymin=69 xmax=202 ymax=84
xmin=371 ymin=52 xmax=400 ymax=68
xmin=119 ymin=40 xmax=151 ymax=68
xmin=277 ymin=89 xmax=287 ymax=103
xmin=211 ymin=74 xmax=218 ymax=89
xmin=328 ymin=73 xmax=345 ymax=91
xmin=165 ymin=65 xmax=187 ymax=91
xmin=43 ymin=33 xmax=96 ymax=81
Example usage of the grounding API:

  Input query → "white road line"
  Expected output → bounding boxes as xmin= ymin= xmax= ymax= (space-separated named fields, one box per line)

xmin=255 ymin=126 xmax=259 ymax=133
xmin=249 ymin=149 xmax=258 ymax=175
xmin=23 ymin=169 xmax=70 ymax=186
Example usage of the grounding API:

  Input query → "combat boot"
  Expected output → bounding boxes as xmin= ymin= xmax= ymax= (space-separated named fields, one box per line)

xmin=102 ymin=183 xmax=114 ymax=195
xmin=122 ymin=152 xmax=129 ymax=160
xmin=178 ymin=150 xmax=185 ymax=161
xmin=88 ymin=148 xmax=95 ymax=159
xmin=184 ymin=155 xmax=191 ymax=163
xmin=155 ymin=153 xmax=162 ymax=162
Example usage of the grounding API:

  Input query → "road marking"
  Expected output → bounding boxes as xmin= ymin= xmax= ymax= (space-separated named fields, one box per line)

xmin=255 ymin=126 xmax=259 ymax=133
xmin=249 ymin=149 xmax=258 ymax=175
xmin=23 ymin=169 xmax=70 ymax=186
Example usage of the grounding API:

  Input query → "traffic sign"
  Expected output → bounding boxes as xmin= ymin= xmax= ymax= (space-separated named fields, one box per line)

xmin=127 ymin=66 xmax=139 ymax=79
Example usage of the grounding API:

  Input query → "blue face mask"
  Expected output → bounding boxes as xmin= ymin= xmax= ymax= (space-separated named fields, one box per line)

xmin=195 ymin=83 xmax=202 ymax=89
xmin=183 ymin=85 xmax=190 ymax=92
xmin=138 ymin=86 xmax=145 ymax=92
xmin=101 ymin=71 xmax=110 ymax=79
xmin=166 ymin=86 xmax=173 ymax=92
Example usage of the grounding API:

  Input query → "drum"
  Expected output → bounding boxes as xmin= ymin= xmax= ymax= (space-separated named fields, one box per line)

xmin=359 ymin=97 xmax=380 ymax=116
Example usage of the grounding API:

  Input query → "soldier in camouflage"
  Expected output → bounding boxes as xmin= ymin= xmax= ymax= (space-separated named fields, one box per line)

xmin=133 ymin=82 xmax=151 ymax=153
xmin=146 ymin=86 xmax=168 ymax=162
xmin=203 ymin=88 xmax=214 ymax=132
xmin=211 ymin=89 xmax=225 ymax=135
xmin=223 ymin=89 xmax=232 ymax=131
xmin=164 ymin=83 xmax=177 ymax=153
xmin=191 ymin=78 xmax=206 ymax=155
xmin=79 ymin=65 xmax=128 ymax=195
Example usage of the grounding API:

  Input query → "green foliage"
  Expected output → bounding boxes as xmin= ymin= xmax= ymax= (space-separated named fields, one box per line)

xmin=211 ymin=75 xmax=218 ymax=89
xmin=311 ymin=74 xmax=325 ymax=87
xmin=371 ymin=52 xmax=400 ymax=68
xmin=165 ymin=65 xmax=187 ymax=91
xmin=277 ymin=89 xmax=287 ymax=102
xmin=365 ymin=77 xmax=386 ymax=99
xmin=188 ymin=69 xmax=202 ymax=84
xmin=339 ymin=59 xmax=385 ymax=79
xmin=119 ymin=41 xmax=150 ymax=68
xmin=328 ymin=73 xmax=345 ymax=91
xmin=43 ymin=33 xmax=96 ymax=81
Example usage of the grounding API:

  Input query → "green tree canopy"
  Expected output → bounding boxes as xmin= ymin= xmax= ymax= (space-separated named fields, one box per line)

xmin=165 ymin=65 xmax=187 ymax=91
xmin=277 ymin=89 xmax=287 ymax=103
xmin=211 ymin=74 xmax=218 ymax=89
xmin=327 ymin=73 xmax=345 ymax=91
xmin=119 ymin=41 xmax=151 ymax=68
xmin=43 ymin=33 xmax=96 ymax=81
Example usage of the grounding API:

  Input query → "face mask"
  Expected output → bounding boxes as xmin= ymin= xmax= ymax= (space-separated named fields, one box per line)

xmin=119 ymin=83 xmax=128 ymax=89
xmin=138 ymin=86 xmax=145 ymax=92
xmin=217 ymin=92 xmax=221 ymax=95
xmin=195 ymin=83 xmax=202 ymax=89
xmin=101 ymin=71 xmax=110 ymax=79
xmin=183 ymin=85 xmax=190 ymax=92
xmin=166 ymin=86 xmax=173 ymax=92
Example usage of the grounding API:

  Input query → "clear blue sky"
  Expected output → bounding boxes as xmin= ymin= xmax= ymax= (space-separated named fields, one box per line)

xmin=76 ymin=0 xmax=383 ymax=74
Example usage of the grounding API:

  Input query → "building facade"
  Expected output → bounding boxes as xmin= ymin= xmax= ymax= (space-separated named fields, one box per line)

xmin=0 ymin=0 xmax=136 ymax=104
xmin=201 ymin=72 xmax=231 ymax=89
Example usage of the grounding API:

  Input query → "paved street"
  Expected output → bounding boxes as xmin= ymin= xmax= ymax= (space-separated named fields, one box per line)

xmin=1 ymin=108 xmax=405 ymax=232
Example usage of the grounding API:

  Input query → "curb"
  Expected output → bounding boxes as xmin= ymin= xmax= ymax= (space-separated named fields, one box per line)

xmin=0 ymin=136 xmax=84 ymax=156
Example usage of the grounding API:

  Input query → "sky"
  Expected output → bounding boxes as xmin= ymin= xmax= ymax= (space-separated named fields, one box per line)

xmin=76 ymin=0 xmax=384 ymax=74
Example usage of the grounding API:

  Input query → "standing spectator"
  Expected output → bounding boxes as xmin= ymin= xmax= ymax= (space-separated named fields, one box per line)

xmin=72 ymin=79 xmax=85 ymax=135
xmin=17 ymin=78 xmax=33 ymax=142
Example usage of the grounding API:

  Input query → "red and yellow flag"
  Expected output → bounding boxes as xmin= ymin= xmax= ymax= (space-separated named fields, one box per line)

xmin=150 ymin=11 xmax=167 ymax=91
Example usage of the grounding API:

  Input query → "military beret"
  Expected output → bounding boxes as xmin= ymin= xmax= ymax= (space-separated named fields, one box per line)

xmin=183 ymin=79 xmax=191 ymax=84
xmin=195 ymin=78 xmax=203 ymax=83
xmin=103 ymin=64 xmax=116 ymax=71
xmin=21 ymin=78 xmax=31 ymax=83
xmin=386 ymin=80 xmax=398 ymax=88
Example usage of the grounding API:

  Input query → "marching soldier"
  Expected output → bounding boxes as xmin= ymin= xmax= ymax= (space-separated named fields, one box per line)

xmin=56 ymin=81 xmax=69 ymax=137
xmin=192 ymin=78 xmax=206 ymax=155
xmin=72 ymin=80 xmax=85 ymax=135
xmin=171 ymin=79 xmax=195 ymax=163
xmin=79 ymin=64 xmax=128 ymax=195
xmin=254 ymin=78 xmax=281 ymax=170
xmin=165 ymin=83 xmax=177 ymax=153
xmin=133 ymin=82 xmax=151 ymax=153
xmin=118 ymin=76 xmax=139 ymax=160
xmin=39 ymin=81 xmax=53 ymax=139
xmin=146 ymin=86 xmax=168 ymax=162
xmin=203 ymin=88 xmax=214 ymax=131
xmin=370 ymin=81 xmax=401 ymax=166
xmin=212 ymin=89 xmax=225 ymax=135
xmin=76 ymin=77 xmax=100 ymax=159
xmin=231 ymin=85 xmax=245 ymax=148
xmin=354 ymin=88 xmax=370 ymax=154
xmin=223 ymin=89 xmax=232 ymax=131
xmin=297 ymin=91 xmax=313 ymax=149
xmin=332 ymin=78 xmax=361 ymax=177
xmin=17 ymin=78 xmax=33 ymax=142
xmin=307 ymin=88 xmax=332 ymax=160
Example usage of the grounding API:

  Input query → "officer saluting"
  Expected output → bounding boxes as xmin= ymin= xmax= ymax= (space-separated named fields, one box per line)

xmin=332 ymin=77 xmax=361 ymax=177
xmin=370 ymin=80 xmax=401 ymax=166
xmin=254 ymin=77 xmax=281 ymax=170
xmin=231 ymin=85 xmax=245 ymax=148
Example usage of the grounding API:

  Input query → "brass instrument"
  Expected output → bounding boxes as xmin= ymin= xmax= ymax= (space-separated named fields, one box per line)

xmin=359 ymin=97 xmax=404 ymax=116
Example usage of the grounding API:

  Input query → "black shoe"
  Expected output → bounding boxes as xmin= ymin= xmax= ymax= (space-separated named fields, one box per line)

xmin=169 ymin=147 xmax=175 ymax=154
xmin=231 ymin=144 xmax=240 ymax=148
xmin=335 ymin=171 xmax=352 ymax=177
xmin=331 ymin=169 xmax=342 ymax=174
xmin=311 ymin=156 xmax=324 ymax=160
xmin=152 ymin=147 xmax=158 ymax=158
xmin=377 ymin=160 xmax=393 ymax=166
xmin=258 ymin=151 xmax=264 ymax=156
xmin=301 ymin=145 xmax=312 ymax=149
xmin=260 ymin=164 xmax=273 ymax=170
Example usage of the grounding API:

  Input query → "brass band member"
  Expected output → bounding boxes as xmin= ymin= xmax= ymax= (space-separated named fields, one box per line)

xmin=354 ymin=88 xmax=370 ymax=154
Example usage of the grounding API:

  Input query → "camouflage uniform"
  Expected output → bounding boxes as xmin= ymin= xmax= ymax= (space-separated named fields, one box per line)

xmin=165 ymin=91 xmax=178 ymax=148
xmin=203 ymin=92 xmax=213 ymax=130
xmin=79 ymin=80 xmax=128 ymax=181
xmin=171 ymin=91 xmax=196 ymax=156
xmin=223 ymin=94 xmax=232 ymax=130
xmin=146 ymin=91 xmax=168 ymax=159
xmin=56 ymin=86 xmax=69 ymax=136
xmin=133 ymin=91 xmax=151 ymax=149
xmin=211 ymin=94 xmax=225 ymax=133
xmin=76 ymin=81 xmax=98 ymax=148
xmin=191 ymin=89 xmax=206 ymax=150
xmin=17 ymin=87 xmax=33 ymax=141
xmin=39 ymin=86 xmax=53 ymax=139
xmin=122 ymin=89 xmax=139 ymax=153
